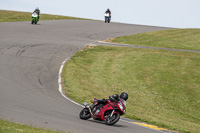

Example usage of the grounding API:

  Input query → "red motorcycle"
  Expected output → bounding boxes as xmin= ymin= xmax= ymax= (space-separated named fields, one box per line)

xmin=79 ymin=98 xmax=126 ymax=125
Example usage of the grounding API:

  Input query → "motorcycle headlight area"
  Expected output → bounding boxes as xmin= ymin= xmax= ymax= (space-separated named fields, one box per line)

xmin=118 ymin=102 xmax=124 ymax=111
xmin=32 ymin=13 xmax=38 ymax=17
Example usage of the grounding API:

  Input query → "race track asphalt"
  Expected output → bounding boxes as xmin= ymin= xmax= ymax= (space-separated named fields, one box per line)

xmin=0 ymin=20 xmax=168 ymax=133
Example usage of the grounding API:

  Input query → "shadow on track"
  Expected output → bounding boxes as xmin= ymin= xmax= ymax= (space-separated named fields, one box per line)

xmin=87 ymin=119 xmax=128 ymax=128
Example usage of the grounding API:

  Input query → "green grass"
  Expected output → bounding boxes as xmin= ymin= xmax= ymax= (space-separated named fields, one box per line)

xmin=0 ymin=119 xmax=64 ymax=133
xmin=111 ymin=29 xmax=200 ymax=51
xmin=0 ymin=10 xmax=88 ymax=22
xmin=62 ymin=44 xmax=200 ymax=133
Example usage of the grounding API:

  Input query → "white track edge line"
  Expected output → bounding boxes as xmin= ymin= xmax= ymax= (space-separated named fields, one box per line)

xmin=58 ymin=57 xmax=84 ymax=107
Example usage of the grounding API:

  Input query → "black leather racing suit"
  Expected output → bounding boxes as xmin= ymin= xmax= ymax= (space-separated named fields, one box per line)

xmin=91 ymin=94 xmax=119 ymax=112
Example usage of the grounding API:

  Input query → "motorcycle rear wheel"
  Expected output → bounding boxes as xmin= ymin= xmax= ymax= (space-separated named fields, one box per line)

xmin=105 ymin=113 xmax=120 ymax=125
xmin=79 ymin=108 xmax=91 ymax=120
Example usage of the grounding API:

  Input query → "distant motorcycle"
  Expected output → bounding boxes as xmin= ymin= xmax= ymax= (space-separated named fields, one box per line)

xmin=31 ymin=12 xmax=39 ymax=24
xmin=104 ymin=13 xmax=111 ymax=23
xmin=79 ymin=97 xmax=126 ymax=125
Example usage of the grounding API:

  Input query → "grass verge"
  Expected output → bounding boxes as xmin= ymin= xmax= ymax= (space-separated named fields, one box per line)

xmin=62 ymin=44 xmax=200 ymax=133
xmin=0 ymin=10 xmax=88 ymax=22
xmin=0 ymin=119 xmax=63 ymax=133
xmin=109 ymin=29 xmax=200 ymax=51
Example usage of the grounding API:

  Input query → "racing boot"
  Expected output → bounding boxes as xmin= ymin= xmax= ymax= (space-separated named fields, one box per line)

xmin=90 ymin=104 xmax=96 ymax=112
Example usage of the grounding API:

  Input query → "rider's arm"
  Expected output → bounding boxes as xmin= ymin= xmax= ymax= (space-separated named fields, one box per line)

xmin=97 ymin=98 xmax=107 ymax=104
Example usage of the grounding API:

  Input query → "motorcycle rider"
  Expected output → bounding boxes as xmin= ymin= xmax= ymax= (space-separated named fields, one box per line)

xmin=105 ymin=8 xmax=111 ymax=19
xmin=33 ymin=7 xmax=40 ymax=20
xmin=90 ymin=92 xmax=128 ymax=112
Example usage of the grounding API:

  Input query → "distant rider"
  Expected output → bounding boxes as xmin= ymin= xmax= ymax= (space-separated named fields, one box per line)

xmin=105 ymin=8 xmax=111 ymax=19
xmin=33 ymin=7 xmax=40 ymax=20
xmin=90 ymin=92 xmax=128 ymax=112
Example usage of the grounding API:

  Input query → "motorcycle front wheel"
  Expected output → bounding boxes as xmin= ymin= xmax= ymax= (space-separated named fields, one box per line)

xmin=79 ymin=108 xmax=91 ymax=120
xmin=105 ymin=113 xmax=120 ymax=125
